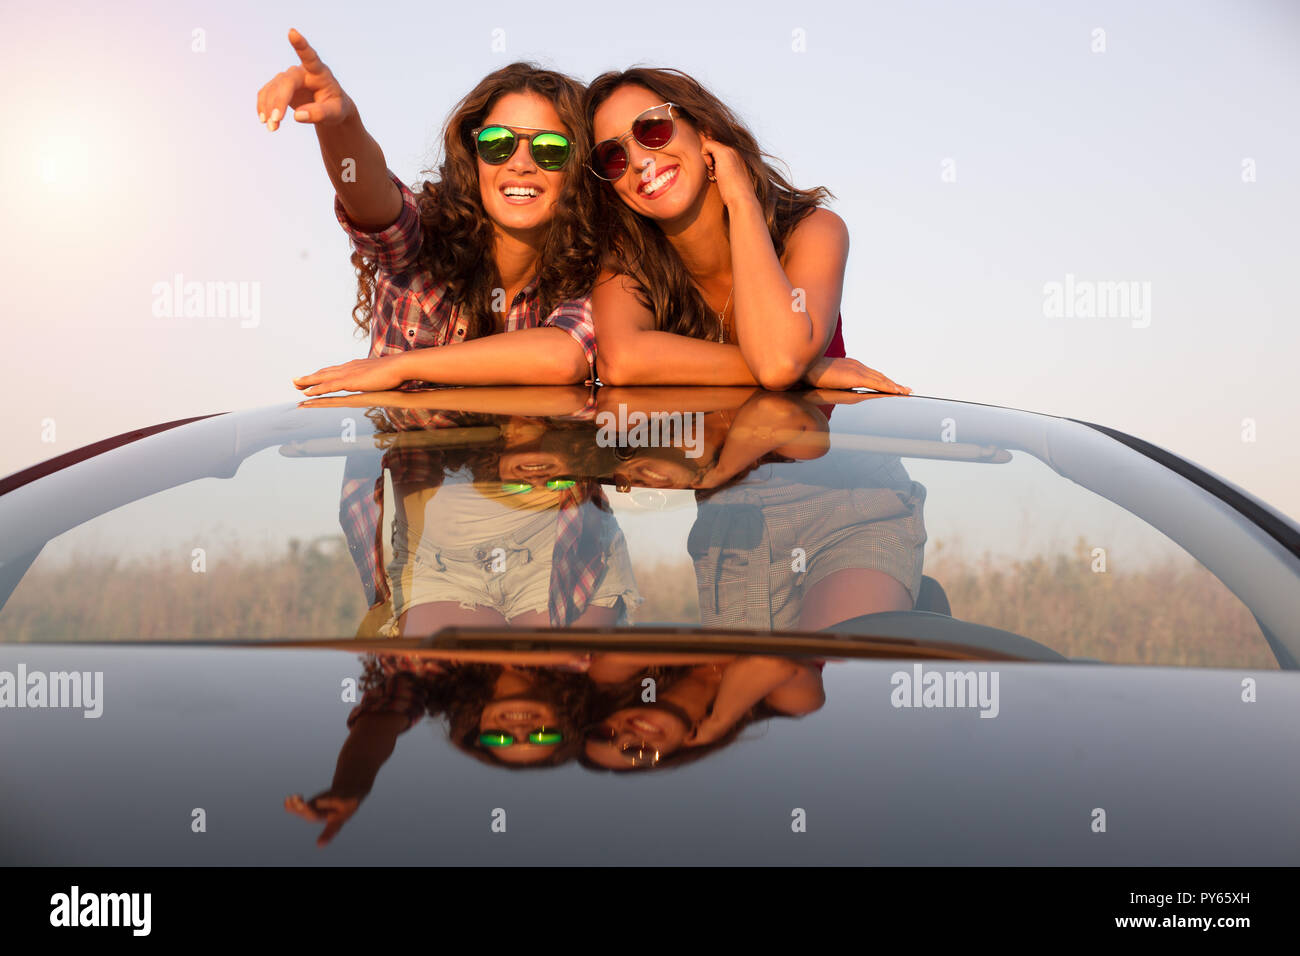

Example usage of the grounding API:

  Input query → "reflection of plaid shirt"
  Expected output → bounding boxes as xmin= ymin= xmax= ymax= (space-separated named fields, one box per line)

xmin=336 ymin=169 xmax=597 ymax=381
xmin=339 ymin=405 xmax=609 ymax=627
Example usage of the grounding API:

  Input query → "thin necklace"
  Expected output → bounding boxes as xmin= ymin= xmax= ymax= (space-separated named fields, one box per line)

xmin=718 ymin=284 xmax=734 ymax=338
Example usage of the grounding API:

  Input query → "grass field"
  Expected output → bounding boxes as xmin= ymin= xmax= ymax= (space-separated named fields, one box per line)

xmin=0 ymin=535 xmax=1277 ymax=668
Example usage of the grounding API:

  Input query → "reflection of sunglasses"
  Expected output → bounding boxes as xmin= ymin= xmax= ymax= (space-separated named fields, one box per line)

xmin=500 ymin=478 xmax=577 ymax=494
xmin=471 ymin=125 xmax=572 ymax=171
xmin=479 ymin=728 xmax=564 ymax=747
xmin=588 ymin=103 xmax=677 ymax=182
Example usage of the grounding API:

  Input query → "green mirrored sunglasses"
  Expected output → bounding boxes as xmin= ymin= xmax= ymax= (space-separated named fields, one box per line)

xmin=479 ymin=727 xmax=564 ymax=748
xmin=472 ymin=125 xmax=572 ymax=171
xmin=500 ymin=478 xmax=577 ymax=494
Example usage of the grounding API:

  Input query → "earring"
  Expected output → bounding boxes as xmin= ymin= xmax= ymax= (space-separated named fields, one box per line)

xmin=707 ymin=166 xmax=717 ymax=182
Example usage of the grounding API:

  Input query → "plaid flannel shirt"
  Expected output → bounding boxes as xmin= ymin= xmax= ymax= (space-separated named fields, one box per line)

xmin=335 ymin=170 xmax=597 ymax=380
xmin=334 ymin=170 xmax=606 ymax=623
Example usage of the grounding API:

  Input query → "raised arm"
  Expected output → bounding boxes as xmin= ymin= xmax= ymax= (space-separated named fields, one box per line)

xmin=257 ymin=28 xmax=401 ymax=230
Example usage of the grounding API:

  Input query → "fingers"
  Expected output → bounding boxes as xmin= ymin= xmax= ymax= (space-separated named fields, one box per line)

xmin=862 ymin=373 xmax=908 ymax=394
xmin=292 ymin=100 xmax=338 ymax=125
xmin=297 ymin=396 xmax=355 ymax=408
xmin=284 ymin=794 xmax=325 ymax=821
xmin=294 ymin=362 xmax=364 ymax=395
xmin=260 ymin=67 xmax=305 ymax=131
xmin=256 ymin=76 xmax=281 ymax=126
xmin=310 ymin=796 xmax=355 ymax=847
xmin=292 ymin=366 xmax=334 ymax=389
xmin=288 ymin=28 xmax=327 ymax=75
xmin=869 ymin=379 xmax=911 ymax=395
xmin=844 ymin=359 xmax=911 ymax=395
xmin=284 ymin=793 xmax=351 ymax=846
xmin=317 ymin=819 xmax=345 ymax=847
xmin=869 ymin=371 xmax=911 ymax=394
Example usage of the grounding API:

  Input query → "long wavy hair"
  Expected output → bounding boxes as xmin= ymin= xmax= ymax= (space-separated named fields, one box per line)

xmin=583 ymin=68 xmax=832 ymax=342
xmin=350 ymin=63 xmax=599 ymax=339
xmin=359 ymin=658 xmax=597 ymax=769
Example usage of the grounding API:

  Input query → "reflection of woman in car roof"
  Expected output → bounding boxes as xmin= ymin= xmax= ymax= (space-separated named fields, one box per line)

xmin=603 ymin=389 xmax=926 ymax=631
xmin=581 ymin=654 xmax=825 ymax=771
xmin=690 ymin=391 xmax=927 ymax=631
xmin=286 ymin=655 xmax=596 ymax=846
xmin=378 ymin=412 xmax=642 ymax=637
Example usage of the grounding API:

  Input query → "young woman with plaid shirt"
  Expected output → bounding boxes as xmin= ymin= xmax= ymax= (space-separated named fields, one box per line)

xmin=254 ymin=30 xmax=600 ymax=393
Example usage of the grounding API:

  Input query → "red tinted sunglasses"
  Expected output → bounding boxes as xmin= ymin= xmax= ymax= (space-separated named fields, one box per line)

xmin=587 ymin=103 xmax=678 ymax=182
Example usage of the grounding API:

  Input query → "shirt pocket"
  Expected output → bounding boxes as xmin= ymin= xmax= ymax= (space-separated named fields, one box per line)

xmin=387 ymin=292 xmax=446 ymax=350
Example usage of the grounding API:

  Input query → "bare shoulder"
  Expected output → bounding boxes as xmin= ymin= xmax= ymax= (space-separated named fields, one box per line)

xmin=786 ymin=207 xmax=849 ymax=254
xmin=592 ymin=269 xmax=653 ymax=327
xmin=594 ymin=269 xmax=644 ymax=295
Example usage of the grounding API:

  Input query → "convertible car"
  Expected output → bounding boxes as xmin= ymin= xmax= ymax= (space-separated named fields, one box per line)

xmin=0 ymin=385 xmax=1296 ymax=864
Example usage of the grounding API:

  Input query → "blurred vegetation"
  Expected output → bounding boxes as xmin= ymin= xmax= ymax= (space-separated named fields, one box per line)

xmin=0 ymin=535 xmax=1278 ymax=668
xmin=0 ymin=536 xmax=367 ymax=641
xmin=921 ymin=537 xmax=1277 ymax=668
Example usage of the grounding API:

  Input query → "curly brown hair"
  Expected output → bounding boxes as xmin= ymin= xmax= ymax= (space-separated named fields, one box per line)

xmin=350 ymin=63 xmax=600 ymax=339
xmin=360 ymin=657 xmax=596 ymax=769
xmin=583 ymin=67 xmax=832 ymax=342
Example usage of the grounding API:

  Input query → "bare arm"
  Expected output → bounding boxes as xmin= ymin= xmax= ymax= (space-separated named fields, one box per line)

xmin=593 ymin=271 xmax=909 ymax=392
xmin=702 ymin=136 xmax=846 ymax=388
xmin=594 ymin=385 xmax=760 ymax=416
xmin=283 ymin=709 xmax=407 ymax=846
xmin=299 ymin=385 xmax=594 ymax=417
xmin=257 ymin=28 xmax=401 ymax=229
xmin=701 ymin=138 xmax=914 ymax=394
xmin=592 ymin=273 xmax=763 ymax=386
xmin=727 ymin=204 xmax=848 ymax=389
xmin=294 ymin=327 xmax=589 ymax=394
xmin=696 ymin=391 xmax=830 ymax=489
xmin=685 ymin=657 xmax=820 ymax=746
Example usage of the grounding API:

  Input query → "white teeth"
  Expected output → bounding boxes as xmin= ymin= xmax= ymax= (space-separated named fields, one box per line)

xmin=642 ymin=167 xmax=677 ymax=195
xmin=503 ymin=185 xmax=538 ymax=197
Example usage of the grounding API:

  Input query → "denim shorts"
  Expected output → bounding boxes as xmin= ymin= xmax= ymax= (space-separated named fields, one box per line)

xmin=386 ymin=489 xmax=642 ymax=627
xmin=688 ymin=470 xmax=927 ymax=631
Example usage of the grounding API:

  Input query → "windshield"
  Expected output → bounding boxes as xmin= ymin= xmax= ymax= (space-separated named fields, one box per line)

xmin=0 ymin=386 xmax=1295 ymax=668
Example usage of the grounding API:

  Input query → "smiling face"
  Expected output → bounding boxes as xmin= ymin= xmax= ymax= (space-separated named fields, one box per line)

xmin=499 ymin=450 xmax=568 ymax=485
xmin=476 ymin=91 xmax=571 ymax=238
xmin=591 ymin=84 xmax=713 ymax=223
xmin=479 ymin=696 xmax=564 ymax=766
xmin=612 ymin=452 xmax=698 ymax=489
xmin=498 ymin=420 xmax=579 ymax=487
xmin=584 ymin=705 xmax=689 ymax=770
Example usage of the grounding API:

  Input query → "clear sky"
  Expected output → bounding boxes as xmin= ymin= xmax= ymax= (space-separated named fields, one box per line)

xmin=1 ymin=0 xmax=1297 ymax=520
